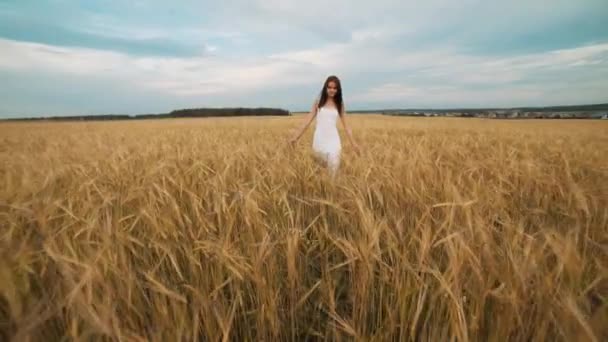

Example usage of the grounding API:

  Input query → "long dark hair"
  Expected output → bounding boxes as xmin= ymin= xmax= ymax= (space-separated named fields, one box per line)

xmin=318 ymin=75 xmax=343 ymax=116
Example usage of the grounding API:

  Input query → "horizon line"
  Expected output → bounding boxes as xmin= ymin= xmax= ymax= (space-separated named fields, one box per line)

xmin=2 ymin=102 xmax=608 ymax=120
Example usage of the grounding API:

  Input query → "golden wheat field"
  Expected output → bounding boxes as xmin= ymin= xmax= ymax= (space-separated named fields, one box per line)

xmin=1 ymin=115 xmax=607 ymax=341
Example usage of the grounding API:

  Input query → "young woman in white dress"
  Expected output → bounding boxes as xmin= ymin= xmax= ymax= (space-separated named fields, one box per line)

xmin=288 ymin=75 xmax=360 ymax=177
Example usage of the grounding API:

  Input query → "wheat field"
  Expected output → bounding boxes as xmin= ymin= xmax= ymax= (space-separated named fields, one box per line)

xmin=1 ymin=115 xmax=607 ymax=341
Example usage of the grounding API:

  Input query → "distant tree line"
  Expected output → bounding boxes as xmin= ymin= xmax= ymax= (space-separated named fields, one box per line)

xmin=347 ymin=103 xmax=608 ymax=115
xmin=4 ymin=107 xmax=291 ymax=121
xmin=166 ymin=107 xmax=289 ymax=118
xmin=512 ymin=103 xmax=608 ymax=112
xmin=4 ymin=103 xmax=607 ymax=121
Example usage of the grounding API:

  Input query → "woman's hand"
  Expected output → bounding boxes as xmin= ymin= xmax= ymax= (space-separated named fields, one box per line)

xmin=352 ymin=142 xmax=362 ymax=156
xmin=288 ymin=136 xmax=298 ymax=147
xmin=287 ymin=101 xmax=318 ymax=149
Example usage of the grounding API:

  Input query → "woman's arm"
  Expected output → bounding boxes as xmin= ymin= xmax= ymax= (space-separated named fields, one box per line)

xmin=289 ymin=100 xmax=318 ymax=145
xmin=339 ymin=102 xmax=360 ymax=154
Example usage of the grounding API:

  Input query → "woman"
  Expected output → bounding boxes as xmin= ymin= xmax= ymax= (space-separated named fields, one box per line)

xmin=288 ymin=75 xmax=360 ymax=177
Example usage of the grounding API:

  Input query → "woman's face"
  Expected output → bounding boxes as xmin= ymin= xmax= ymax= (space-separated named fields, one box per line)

xmin=326 ymin=81 xmax=338 ymax=98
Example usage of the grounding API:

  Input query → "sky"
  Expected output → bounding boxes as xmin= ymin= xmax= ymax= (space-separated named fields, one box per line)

xmin=1 ymin=0 xmax=608 ymax=118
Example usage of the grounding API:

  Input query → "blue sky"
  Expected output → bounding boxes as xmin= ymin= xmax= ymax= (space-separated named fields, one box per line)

xmin=1 ymin=0 xmax=608 ymax=117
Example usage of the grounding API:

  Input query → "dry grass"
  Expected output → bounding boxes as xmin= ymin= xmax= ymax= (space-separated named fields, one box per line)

xmin=1 ymin=115 xmax=607 ymax=341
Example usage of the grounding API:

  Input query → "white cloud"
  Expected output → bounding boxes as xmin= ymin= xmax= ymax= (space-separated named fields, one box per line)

xmin=355 ymin=83 xmax=431 ymax=102
xmin=78 ymin=17 xmax=243 ymax=43
xmin=270 ymin=37 xmax=608 ymax=83
xmin=0 ymin=39 xmax=130 ymax=74
xmin=348 ymin=43 xmax=608 ymax=106
xmin=1 ymin=35 xmax=607 ymax=106
xmin=0 ymin=38 xmax=319 ymax=97
xmin=353 ymin=83 xmax=545 ymax=106
xmin=220 ymin=0 xmax=605 ymax=45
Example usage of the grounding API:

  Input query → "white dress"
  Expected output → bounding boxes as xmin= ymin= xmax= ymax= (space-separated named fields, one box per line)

xmin=312 ymin=105 xmax=341 ymax=175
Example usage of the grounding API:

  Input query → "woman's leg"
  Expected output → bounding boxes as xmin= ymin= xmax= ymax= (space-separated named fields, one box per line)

xmin=312 ymin=150 xmax=340 ymax=178
xmin=327 ymin=151 xmax=340 ymax=179
xmin=312 ymin=151 xmax=327 ymax=167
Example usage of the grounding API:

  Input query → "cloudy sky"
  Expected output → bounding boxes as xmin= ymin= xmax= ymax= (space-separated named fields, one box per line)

xmin=1 ymin=0 xmax=607 ymax=118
